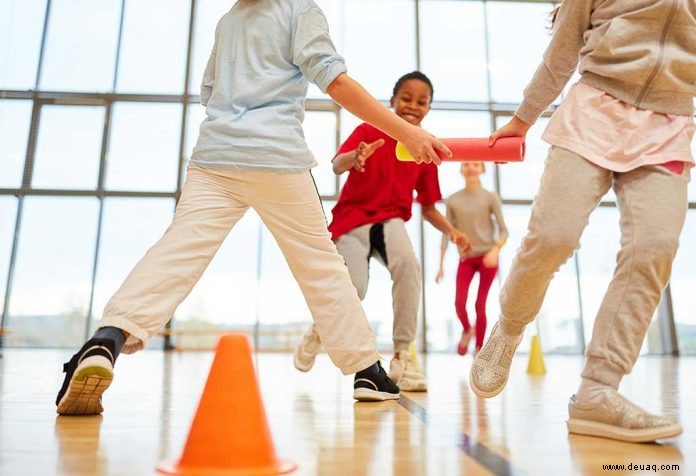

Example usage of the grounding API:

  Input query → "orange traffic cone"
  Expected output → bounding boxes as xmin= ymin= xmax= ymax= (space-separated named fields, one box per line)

xmin=157 ymin=333 xmax=297 ymax=475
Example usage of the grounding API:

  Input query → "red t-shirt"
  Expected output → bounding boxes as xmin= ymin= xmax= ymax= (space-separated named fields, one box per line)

xmin=328 ymin=123 xmax=442 ymax=241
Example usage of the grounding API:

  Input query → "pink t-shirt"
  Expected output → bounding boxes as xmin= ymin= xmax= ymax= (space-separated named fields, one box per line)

xmin=543 ymin=82 xmax=695 ymax=174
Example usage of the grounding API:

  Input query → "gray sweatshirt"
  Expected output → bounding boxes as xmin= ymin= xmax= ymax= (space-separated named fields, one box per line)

xmin=442 ymin=188 xmax=508 ymax=258
xmin=517 ymin=0 xmax=696 ymax=124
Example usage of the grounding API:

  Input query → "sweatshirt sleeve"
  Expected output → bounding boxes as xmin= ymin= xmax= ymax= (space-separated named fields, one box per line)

xmin=515 ymin=0 xmax=593 ymax=124
xmin=292 ymin=7 xmax=347 ymax=93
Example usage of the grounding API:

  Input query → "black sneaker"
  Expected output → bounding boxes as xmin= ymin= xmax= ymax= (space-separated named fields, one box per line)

xmin=353 ymin=361 xmax=400 ymax=401
xmin=56 ymin=338 xmax=116 ymax=415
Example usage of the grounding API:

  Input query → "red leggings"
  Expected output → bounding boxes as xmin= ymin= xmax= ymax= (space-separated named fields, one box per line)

xmin=455 ymin=256 xmax=498 ymax=349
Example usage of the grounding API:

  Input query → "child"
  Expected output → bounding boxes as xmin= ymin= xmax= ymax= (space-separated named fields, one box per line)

xmin=471 ymin=0 xmax=694 ymax=443
xmin=55 ymin=0 xmax=453 ymax=415
xmin=293 ymin=72 xmax=470 ymax=392
xmin=436 ymin=162 xmax=507 ymax=356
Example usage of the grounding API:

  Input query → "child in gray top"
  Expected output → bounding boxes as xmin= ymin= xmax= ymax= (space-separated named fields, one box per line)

xmin=437 ymin=162 xmax=507 ymax=356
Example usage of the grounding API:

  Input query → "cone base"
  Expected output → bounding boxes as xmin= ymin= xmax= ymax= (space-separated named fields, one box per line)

xmin=526 ymin=366 xmax=547 ymax=375
xmin=157 ymin=458 xmax=297 ymax=476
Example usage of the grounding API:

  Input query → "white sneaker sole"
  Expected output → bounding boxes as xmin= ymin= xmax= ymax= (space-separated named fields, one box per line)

xmin=567 ymin=418 xmax=683 ymax=443
xmin=353 ymin=388 xmax=400 ymax=402
xmin=57 ymin=356 xmax=113 ymax=415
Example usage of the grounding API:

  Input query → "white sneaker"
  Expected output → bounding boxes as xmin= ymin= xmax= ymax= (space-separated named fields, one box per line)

xmin=469 ymin=322 xmax=521 ymax=398
xmin=389 ymin=350 xmax=427 ymax=392
xmin=293 ymin=327 xmax=322 ymax=372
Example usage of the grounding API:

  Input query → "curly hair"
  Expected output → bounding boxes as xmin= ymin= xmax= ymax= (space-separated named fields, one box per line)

xmin=392 ymin=71 xmax=434 ymax=103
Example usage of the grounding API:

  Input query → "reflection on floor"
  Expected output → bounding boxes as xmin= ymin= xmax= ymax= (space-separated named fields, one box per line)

xmin=0 ymin=350 xmax=691 ymax=475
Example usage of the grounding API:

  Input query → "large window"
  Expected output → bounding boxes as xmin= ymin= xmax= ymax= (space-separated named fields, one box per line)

xmin=1 ymin=0 xmax=693 ymax=354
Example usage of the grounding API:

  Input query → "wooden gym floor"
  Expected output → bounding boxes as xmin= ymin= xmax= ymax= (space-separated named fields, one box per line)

xmin=0 ymin=350 xmax=691 ymax=475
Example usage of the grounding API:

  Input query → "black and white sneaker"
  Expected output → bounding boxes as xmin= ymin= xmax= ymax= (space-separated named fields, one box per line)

xmin=56 ymin=338 xmax=116 ymax=415
xmin=353 ymin=361 xmax=400 ymax=401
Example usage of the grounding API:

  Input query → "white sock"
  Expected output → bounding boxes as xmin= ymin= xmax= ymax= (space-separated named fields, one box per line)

xmin=575 ymin=378 xmax=612 ymax=404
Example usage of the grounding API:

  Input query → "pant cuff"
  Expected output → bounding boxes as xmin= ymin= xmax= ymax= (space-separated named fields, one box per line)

xmin=393 ymin=341 xmax=410 ymax=352
xmin=97 ymin=316 xmax=150 ymax=355
xmin=581 ymin=357 xmax=623 ymax=388
xmin=336 ymin=352 xmax=381 ymax=375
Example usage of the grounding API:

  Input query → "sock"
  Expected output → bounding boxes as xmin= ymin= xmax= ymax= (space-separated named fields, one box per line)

xmin=575 ymin=377 xmax=612 ymax=404
xmin=92 ymin=326 xmax=127 ymax=360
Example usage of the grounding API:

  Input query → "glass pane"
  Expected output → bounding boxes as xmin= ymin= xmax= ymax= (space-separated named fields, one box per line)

xmin=672 ymin=210 xmax=696 ymax=354
xmin=420 ymin=0 xmax=488 ymax=102
xmin=422 ymin=110 xmax=493 ymax=197
xmin=342 ymin=0 xmax=416 ymax=101
xmin=0 ymin=196 xmax=17 ymax=313
xmin=0 ymin=99 xmax=32 ymax=188
xmin=39 ymin=0 xmax=121 ymax=92
xmin=304 ymin=111 xmax=338 ymax=196
xmin=32 ymin=105 xmax=104 ymax=190
xmin=497 ymin=115 xmax=549 ymax=200
xmin=189 ymin=0 xmax=237 ymax=95
xmin=116 ymin=0 xmax=190 ymax=94
xmin=106 ymin=103 xmax=182 ymax=192
xmin=6 ymin=197 xmax=98 ymax=347
xmin=487 ymin=2 xmax=554 ymax=104
xmin=0 ymin=0 xmax=46 ymax=89
xmin=175 ymin=209 xmax=260 ymax=350
xmin=577 ymin=206 xmax=655 ymax=355
xmin=91 ymin=198 xmax=174 ymax=338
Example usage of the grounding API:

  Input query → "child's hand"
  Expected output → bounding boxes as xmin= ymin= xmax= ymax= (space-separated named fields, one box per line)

xmin=450 ymin=229 xmax=471 ymax=256
xmin=435 ymin=267 xmax=445 ymax=284
xmin=482 ymin=247 xmax=499 ymax=268
xmin=353 ymin=139 xmax=385 ymax=172
xmin=489 ymin=115 xmax=531 ymax=146
xmin=402 ymin=126 xmax=451 ymax=165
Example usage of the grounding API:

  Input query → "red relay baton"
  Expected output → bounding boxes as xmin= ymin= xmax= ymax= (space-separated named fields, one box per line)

xmin=396 ymin=137 xmax=525 ymax=163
